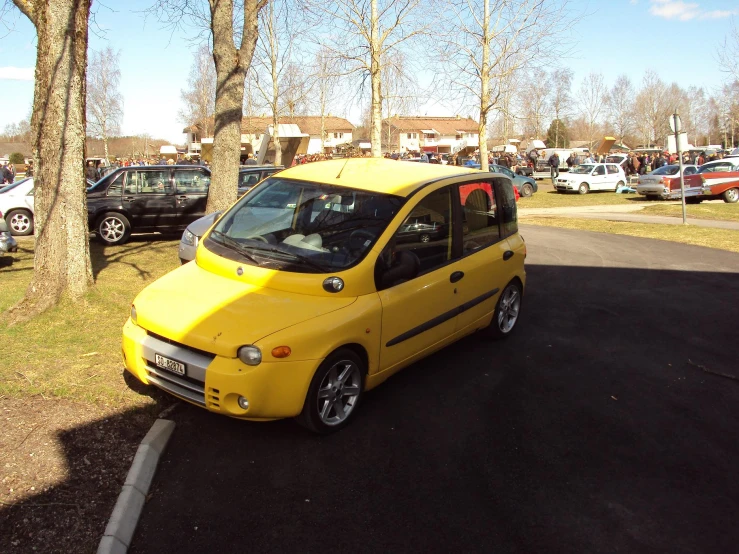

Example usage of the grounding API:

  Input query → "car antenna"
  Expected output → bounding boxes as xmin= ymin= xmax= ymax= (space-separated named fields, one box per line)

xmin=336 ymin=157 xmax=351 ymax=179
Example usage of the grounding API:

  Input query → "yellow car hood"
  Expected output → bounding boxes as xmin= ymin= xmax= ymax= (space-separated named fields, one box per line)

xmin=134 ymin=262 xmax=356 ymax=357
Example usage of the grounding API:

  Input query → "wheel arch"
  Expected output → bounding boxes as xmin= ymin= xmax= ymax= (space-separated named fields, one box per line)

xmin=335 ymin=343 xmax=370 ymax=375
xmin=94 ymin=208 xmax=131 ymax=228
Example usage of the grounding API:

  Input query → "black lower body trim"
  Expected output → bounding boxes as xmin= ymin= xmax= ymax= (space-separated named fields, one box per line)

xmin=386 ymin=288 xmax=499 ymax=347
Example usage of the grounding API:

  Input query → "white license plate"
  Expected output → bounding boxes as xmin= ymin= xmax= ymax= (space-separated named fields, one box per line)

xmin=155 ymin=354 xmax=186 ymax=376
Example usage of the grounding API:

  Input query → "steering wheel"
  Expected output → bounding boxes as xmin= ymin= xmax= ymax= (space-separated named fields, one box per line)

xmin=348 ymin=229 xmax=375 ymax=251
xmin=246 ymin=235 xmax=269 ymax=243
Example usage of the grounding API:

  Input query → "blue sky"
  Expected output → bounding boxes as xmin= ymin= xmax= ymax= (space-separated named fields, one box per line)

xmin=0 ymin=0 xmax=736 ymax=144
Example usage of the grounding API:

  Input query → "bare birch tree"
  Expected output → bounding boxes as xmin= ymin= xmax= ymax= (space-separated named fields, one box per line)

xmin=381 ymin=51 xmax=418 ymax=149
xmin=87 ymin=46 xmax=123 ymax=161
xmin=606 ymin=75 xmax=634 ymax=146
xmin=310 ymin=45 xmax=342 ymax=152
xmin=179 ymin=42 xmax=216 ymax=139
xmin=6 ymin=0 xmax=93 ymax=322
xmin=252 ymin=0 xmax=310 ymax=166
xmin=519 ymin=68 xmax=548 ymax=142
xmin=149 ymin=0 xmax=266 ymax=214
xmin=305 ymin=0 xmax=428 ymax=157
xmin=435 ymin=0 xmax=566 ymax=171
xmin=633 ymin=70 xmax=670 ymax=146
xmin=549 ymin=68 xmax=572 ymax=148
xmin=718 ymin=17 xmax=739 ymax=82
xmin=577 ymin=72 xmax=607 ymax=150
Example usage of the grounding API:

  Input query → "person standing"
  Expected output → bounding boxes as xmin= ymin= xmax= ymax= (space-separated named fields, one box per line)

xmin=548 ymin=152 xmax=560 ymax=181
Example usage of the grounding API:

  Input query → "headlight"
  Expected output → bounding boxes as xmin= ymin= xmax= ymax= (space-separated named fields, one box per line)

xmin=182 ymin=229 xmax=198 ymax=247
xmin=130 ymin=304 xmax=138 ymax=325
xmin=238 ymin=346 xmax=262 ymax=366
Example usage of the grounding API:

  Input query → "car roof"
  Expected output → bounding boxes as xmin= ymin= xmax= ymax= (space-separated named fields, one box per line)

xmin=276 ymin=158 xmax=482 ymax=197
xmin=239 ymin=165 xmax=283 ymax=171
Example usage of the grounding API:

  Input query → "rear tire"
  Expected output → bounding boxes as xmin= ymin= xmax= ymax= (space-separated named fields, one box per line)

xmin=723 ymin=188 xmax=739 ymax=203
xmin=520 ymin=183 xmax=534 ymax=197
xmin=615 ymin=180 xmax=625 ymax=191
xmin=578 ymin=182 xmax=589 ymax=195
xmin=487 ymin=280 xmax=523 ymax=340
xmin=96 ymin=212 xmax=131 ymax=245
xmin=296 ymin=348 xmax=365 ymax=434
xmin=6 ymin=209 xmax=33 ymax=236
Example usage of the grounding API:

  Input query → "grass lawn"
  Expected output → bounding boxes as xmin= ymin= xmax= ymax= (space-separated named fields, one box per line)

xmin=0 ymin=235 xmax=182 ymax=403
xmin=639 ymin=202 xmax=739 ymax=222
xmin=520 ymin=188 xmax=649 ymax=208
xmin=521 ymin=217 xmax=739 ymax=254
xmin=0 ymin=235 xmax=184 ymax=554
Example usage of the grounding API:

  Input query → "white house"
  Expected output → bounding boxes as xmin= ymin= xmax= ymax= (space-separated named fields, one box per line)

xmin=184 ymin=115 xmax=354 ymax=162
xmin=382 ymin=116 xmax=480 ymax=156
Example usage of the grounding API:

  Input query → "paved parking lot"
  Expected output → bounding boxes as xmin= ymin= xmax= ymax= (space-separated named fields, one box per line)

xmin=131 ymin=225 xmax=739 ymax=553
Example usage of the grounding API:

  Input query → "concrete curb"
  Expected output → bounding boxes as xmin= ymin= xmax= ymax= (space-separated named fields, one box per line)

xmin=97 ymin=419 xmax=176 ymax=554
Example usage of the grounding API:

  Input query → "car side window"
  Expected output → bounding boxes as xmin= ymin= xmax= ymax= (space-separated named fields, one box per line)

xmin=685 ymin=167 xmax=696 ymax=175
xmin=593 ymin=166 xmax=605 ymax=176
xmin=175 ymin=170 xmax=210 ymax=194
xmin=107 ymin=173 xmax=124 ymax=196
xmin=606 ymin=164 xmax=618 ymax=174
xmin=132 ymin=170 xmax=171 ymax=194
xmin=494 ymin=178 xmax=518 ymax=237
xmin=459 ymin=181 xmax=499 ymax=254
xmin=375 ymin=186 xmax=453 ymax=290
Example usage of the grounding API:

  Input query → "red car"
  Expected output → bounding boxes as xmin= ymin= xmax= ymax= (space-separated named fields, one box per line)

xmin=682 ymin=158 xmax=739 ymax=204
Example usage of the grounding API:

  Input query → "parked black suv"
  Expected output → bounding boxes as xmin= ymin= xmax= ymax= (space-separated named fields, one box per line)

xmin=87 ymin=165 xmax=286 ymax=245
xmin=86 ymin=165 xmax=211 ymax=245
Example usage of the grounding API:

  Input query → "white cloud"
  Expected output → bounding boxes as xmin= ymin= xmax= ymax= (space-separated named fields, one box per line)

xmin=0 ymin=67 xmax=34 ymax=81
xmin=648 ymin=0 xmax=737 ymax=21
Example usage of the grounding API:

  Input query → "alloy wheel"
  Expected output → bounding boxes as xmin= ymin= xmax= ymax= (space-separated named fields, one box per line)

xmin=100 ymin=217 xmax=125 ymax=242
xmin=316 ymin=359 xmax=362 ymax=426
xmin=497 ymin=285 xmax=521 ymax=333
xmin=10 ymin=212 xmax=31 ymax=234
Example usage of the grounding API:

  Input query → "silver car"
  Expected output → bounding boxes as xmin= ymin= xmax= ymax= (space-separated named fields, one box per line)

xmin=637 ymin=165 xmax=698 ymax=199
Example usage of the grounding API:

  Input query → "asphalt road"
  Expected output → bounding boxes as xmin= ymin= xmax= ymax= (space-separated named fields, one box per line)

xmin=131 ymin=225 xmax=739 ymax=554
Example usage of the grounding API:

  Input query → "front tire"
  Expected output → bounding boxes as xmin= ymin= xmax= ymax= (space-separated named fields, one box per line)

xmin=488 ymin=280 xmax=523 ymax=339
xmin=723 ymin=188 xmax=739 ymax=203
xmin=578 ymin=182 xmax=590 ymax=195
xmin=297 ymin=348 xmax=365 ymax=434
xmin=520 ymin=183 xmax=534 ymax=197
xmin=615 ymin=180 xmax=625 ymax=191
xmin=96 ymin=212 xmax=131 ymax=245
xmin=6 ymin=209 xmax=33 ymax=236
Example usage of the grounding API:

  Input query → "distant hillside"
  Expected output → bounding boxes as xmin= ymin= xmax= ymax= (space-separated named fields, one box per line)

xmin=1 ymin=136 xmax=178 ymax=160
xmin=86 ymin=136 xmax=178 ymax=159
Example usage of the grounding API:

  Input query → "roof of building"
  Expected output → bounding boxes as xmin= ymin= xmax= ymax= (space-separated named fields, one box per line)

xmin=276 ymin=158 xmax=482 ymax=197
xmin=184 ymin=116 xmax=354 ymax=136
xmin=383 ymin=116 xmax=479 ymax=134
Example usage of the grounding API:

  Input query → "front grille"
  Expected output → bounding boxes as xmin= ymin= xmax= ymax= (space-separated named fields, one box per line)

xmin=140 ymin=332 xmax=215 ymax=407
xmin=145 ymin=364 xmax=206 ymax=406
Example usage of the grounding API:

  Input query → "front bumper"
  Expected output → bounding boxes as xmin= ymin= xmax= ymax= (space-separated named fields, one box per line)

xmin=177 ymin=238 xmax=197 ymax=264
xmin=122 ymin=319 xmax=320 ymax=420
xmin=554 ymin=179 xmax=576 ymax=190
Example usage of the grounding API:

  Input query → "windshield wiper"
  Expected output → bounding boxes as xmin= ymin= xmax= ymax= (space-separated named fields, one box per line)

xmin=243 ymin=244 xmax=330 ymax=273
xmin=210 ymin=230 xmax=259 ymax=264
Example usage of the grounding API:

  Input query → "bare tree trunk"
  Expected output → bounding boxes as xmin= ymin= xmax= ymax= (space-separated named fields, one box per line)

xmin=103 ymin=135 xmax=109 ymax=161
xmin=8 ymin=0 xmax=93 ymax=323
xmin=478 ymin=0 xmax=490 ymax=172
xmin=205 ymin=0 xmax=262 ymax=214
xmin=370 ymin=0 xmax=382 ymax=158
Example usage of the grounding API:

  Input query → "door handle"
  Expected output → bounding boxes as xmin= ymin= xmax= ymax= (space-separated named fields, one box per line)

xmin=450 ymin=271 xmax=464 ymax=283
xmin=503 ymin=250 xmax=514 ymax=261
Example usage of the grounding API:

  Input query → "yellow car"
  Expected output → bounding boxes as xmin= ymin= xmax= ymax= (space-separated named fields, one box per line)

xmin=122 ymin=159 xmax=526 ymax=433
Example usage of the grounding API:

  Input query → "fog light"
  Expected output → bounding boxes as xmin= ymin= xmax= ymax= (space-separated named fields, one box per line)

xmin=237 ymin=396 xmax=249 ymax=410
xmin=238 ymin=345 xmax=262 ymax=365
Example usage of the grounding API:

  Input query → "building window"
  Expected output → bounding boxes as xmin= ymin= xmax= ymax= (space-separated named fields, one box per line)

xmin=407 ymin=133 xmax=417 ymax=139
xmin=456 ymin=134 xmax=462 ymax=140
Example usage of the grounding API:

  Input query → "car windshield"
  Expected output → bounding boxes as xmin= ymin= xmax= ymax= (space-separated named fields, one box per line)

xmin=652 ymin=165 xmax=679 ymax=176
xmin=206 ymin=177 xmax=405 ymax=273
xmin=699 ymin=162 xmax=737 ymax=174
xmin=570 ymin=164 xmax=595 ymax=174
xmin=0 ymin=178 xmax=31 ymax=193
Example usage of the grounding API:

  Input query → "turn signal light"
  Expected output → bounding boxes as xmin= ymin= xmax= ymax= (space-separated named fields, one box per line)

xmin=271 ymin=346 xmax=292 ymax=358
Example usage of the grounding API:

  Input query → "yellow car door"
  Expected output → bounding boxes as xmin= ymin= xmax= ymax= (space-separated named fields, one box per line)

xmin=376 ymin=184 xmax=462 ymax=373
